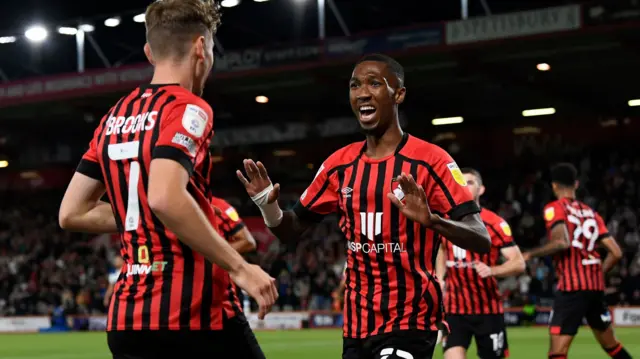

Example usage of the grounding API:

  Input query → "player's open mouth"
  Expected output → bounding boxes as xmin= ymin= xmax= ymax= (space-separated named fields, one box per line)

xmin=359 ymin=105 xmax=377 ymax=123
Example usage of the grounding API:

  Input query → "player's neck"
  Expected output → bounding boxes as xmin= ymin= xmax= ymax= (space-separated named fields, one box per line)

xmin=150 ymin=62 xmax=194 ymax=93
xmin=556 ymin=190 xmax=576 ymax=200
xmin=364 ymin=124 xmax=404 ymax=159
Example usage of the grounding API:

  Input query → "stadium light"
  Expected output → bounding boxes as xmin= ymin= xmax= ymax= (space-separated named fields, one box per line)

xmin=221 ymin=0 xmax=241 ymax=7
xmin=254 ymin=0 xmax=270 ymax=2
xmin=273 ymin=149 xmax=296 ymax=157
xmin=79 ymin=24 xmax=95 ymax=32
xmin=104 ymin=17 xmax=121 ymax=27
xmin=432 ymin=116 xmax=464 ymax=126
xmin=58 ymin=27 xmax=78 ymax=36
xmin=0 ymin=36 xmax=17 ymax=44
xmin=628 ymin=99 xmax=640 ymax=107
xmin=255 ymin=95 xmax=269 ymax=104
xmin=0 ymin=160 xmax=8 ymax=168
xmin=25 ymin=25 xmax=48 ymax=43
xmin=522 ymin=108 xmax=556 ymax=117
xmin=133 ymin=13 xmax=146 ymax=23
xmin=537 ymin=63 xmax=551 ymax=71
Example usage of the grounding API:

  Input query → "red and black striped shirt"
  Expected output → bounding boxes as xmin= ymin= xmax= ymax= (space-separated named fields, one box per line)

xmin=543 ymin=198 xmax=609 ymax=292
xmin=77 ymin=84 xmax=230 ymax=331
xmin=211 ymin=196 xmax=245 ymax=319
xmin=443 ymin=208 xmax=516 ymax=315
xmin=294 ymin=133 xmax=479 ymax=339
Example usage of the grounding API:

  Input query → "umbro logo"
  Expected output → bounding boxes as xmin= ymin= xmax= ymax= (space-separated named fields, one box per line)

xmin=341 ymin=187 xmax=353 ymax=197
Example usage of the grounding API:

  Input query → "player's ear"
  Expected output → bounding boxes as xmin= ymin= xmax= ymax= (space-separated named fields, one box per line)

xmin=395 ymin=86 xmax=406 ymax=105
xmin=144 ymin=43 xmax=155 ymax=66
xmin=574 ymin=180 xmax=579 ymax=190
xmin=194 ymin=35 xmax=206 ymax=60
xmin=479 ymin=185 xmax=486 ymax=197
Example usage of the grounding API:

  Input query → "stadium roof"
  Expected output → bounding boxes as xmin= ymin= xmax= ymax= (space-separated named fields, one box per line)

xmin=0 ymin=0 xmax=567 ymax=80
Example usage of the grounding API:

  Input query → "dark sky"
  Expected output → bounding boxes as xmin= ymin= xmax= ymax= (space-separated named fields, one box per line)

xmin=0 ymin=0 xmax=568 ymax=80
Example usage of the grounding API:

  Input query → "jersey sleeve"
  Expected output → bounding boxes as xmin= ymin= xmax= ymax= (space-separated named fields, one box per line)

xmin=153 ymin=101 xmax=213 ymax=176
xmin=76 ymin=117 xmax=106 ymax=182
xmin=490 ymin=220 xmax=516 ymax=249
xmin=595 ymin=213 xmax=610 ymax=242
xmin=217 ymin=200 xmax=245 ymax=238
xmin=425 ymin=150 xmax=479 ymax=220
xmin=543 ymin=202 xmax=566 ymax=233
xmin=292 ymin=161 xmax=339 ymax=223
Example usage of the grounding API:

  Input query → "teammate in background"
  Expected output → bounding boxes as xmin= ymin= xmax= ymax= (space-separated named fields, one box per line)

xmin=237 ymin=53 xmax=491 ymax=359
xmin=523 ymin=163 xmax=630 ymax=359
xmin=211 ymin=196 xmax=264 ymax=359
xmin=58 ymin=1 xmax=277 ymax=357
xmin=103 ymin=256 xmax=123 ymax=308
xmin=436 ymin=168 xmax=525 ymax=359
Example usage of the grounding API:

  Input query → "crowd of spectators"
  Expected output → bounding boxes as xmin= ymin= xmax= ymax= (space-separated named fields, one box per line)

xmin=1 ymin=149 xmax=639 ymax=317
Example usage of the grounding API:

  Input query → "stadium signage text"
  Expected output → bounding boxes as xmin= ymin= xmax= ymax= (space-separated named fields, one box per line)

xmin=446 ymin=5 xmax=581 ymax=44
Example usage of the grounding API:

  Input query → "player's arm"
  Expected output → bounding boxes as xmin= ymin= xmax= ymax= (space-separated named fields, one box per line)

xmin=237 ymin=159 xmax=337 ymax=243
xmin=151 ymin=102 xmax=277 ymax=318
xmin=435 ymin=243 xmax=446 ymax=290
xmin=430 ymin=214 xmax=490 ymax=254
xmin=600 ymin=236 xmax=623 ymax=273
xmin=59 ymin=130 xmax=118 ymax=233
xmin=229 ymin=227 xmax=257 ymax=254
xmin=489 ymin=246 xmax=526 ymax=278
xmin=523 ymin=222 xmax=570 ymax=260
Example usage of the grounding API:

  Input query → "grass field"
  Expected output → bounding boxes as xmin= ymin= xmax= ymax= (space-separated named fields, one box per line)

xmin=0 ymin=327 xmax=638 ymax=358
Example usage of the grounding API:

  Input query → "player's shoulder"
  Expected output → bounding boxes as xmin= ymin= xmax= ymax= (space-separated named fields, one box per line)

xmin=399 ymin=135 xmax=452 ymax=162
xmin=210 ymin=196 xmax=230 ymax=209
xmin=543 ymin=199 xmax=565 ymax=222
xmin=165 ymin=86 xmax=213 ymax=116
xmin=321 ymin=141 xmax=365 ymax=171
xmin=480 ymin=207 xmax=504 ymax=225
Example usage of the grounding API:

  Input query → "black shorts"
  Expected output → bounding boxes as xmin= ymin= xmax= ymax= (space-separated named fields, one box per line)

xmin=549 ymin=290 xmax=612 ymax=336
xmin=108 ymin=313 xmax=265 ymax=359
xmin=343 ymin=330 xmax=438 ymax=359
xmin=442 ymin=314 xmax=509 ymax=359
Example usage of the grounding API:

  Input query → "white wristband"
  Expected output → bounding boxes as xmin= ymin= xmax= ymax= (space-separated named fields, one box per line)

xmin=250 ymin=184 xmax=283 ymax=227
xmin=259 ymin=201 xmax=283 ymax=228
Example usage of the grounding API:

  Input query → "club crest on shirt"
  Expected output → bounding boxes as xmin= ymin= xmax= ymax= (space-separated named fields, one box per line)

xmin=225 ymin=207 xmax=239 ymax=222
xmin=447 ymin=162 xmax=467 ymax=186
xmin=545 ymin=207 xmax=555 ymax=221
xmin=391 ymin=179 xmax=405 ymax=201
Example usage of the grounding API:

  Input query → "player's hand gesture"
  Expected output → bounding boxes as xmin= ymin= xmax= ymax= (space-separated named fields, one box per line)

xmin=230 ymin=263 xmax=278 ymax=320
xmin=387 ymin=173 xmax=439 ymax=227
xmin=236 ymin=159 xmax=280 ymax=204
xmin=474 ymin=261 xmax=493 ymax=278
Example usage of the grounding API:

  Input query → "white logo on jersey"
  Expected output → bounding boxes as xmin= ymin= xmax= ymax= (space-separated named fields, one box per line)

xmin=182 ymin=104 xmax=208 ymax=138
xmin=105 ymin=111 xmax=157 ymax=136
xmin=360 ymin=212 xmax=382 ymax=241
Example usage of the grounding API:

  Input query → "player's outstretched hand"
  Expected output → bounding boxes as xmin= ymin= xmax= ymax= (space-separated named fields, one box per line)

xmin=236 ymin=159 xmax=280 ymax=204
xmin=230 ymin=263 xmax=278 ymax=320
xmin=387 ymin=173 xmax=438 ymax=227
xmin=474 ymin=261 xmax=493 ymax=278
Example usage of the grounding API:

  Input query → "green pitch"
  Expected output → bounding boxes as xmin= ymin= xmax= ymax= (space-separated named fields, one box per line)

xmin=0 ymin=327 xmax=638 ymax=358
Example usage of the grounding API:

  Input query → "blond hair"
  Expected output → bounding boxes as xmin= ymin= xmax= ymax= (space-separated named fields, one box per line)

xmin=145 ymin=0 xmax=222 ymax=59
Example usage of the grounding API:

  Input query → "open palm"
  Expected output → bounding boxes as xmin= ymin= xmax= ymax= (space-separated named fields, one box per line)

xmin=387 ymin=173 xmax=437 ymax=227
xmin=236 ymin=159 xmax=280 ymax=204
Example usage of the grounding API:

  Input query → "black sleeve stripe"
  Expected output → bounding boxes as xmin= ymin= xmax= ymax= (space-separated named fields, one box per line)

xmin=305 ymin=177 xmax=332 ymax=210
xmin=485 ymin=221 xmax=506 ymax=245
xmin=499 ymin=242 xmax=517 ymax=249
xmin=77 ymin=159 xmax=104 ymax=182
xmin=293 ymin=201 xmax=325 ymax=223
xmin=226 ymin=223 xmax=245 ymax=237
xmin=448 ymin=200 xmax=480 ymax=221
xmin=596 ymin=232 xmax=611 ymax=242
xmin=548 ymin=220 xmax=565 ymax=232
xmin=153 ymin=145 xmax=194 ymax=176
